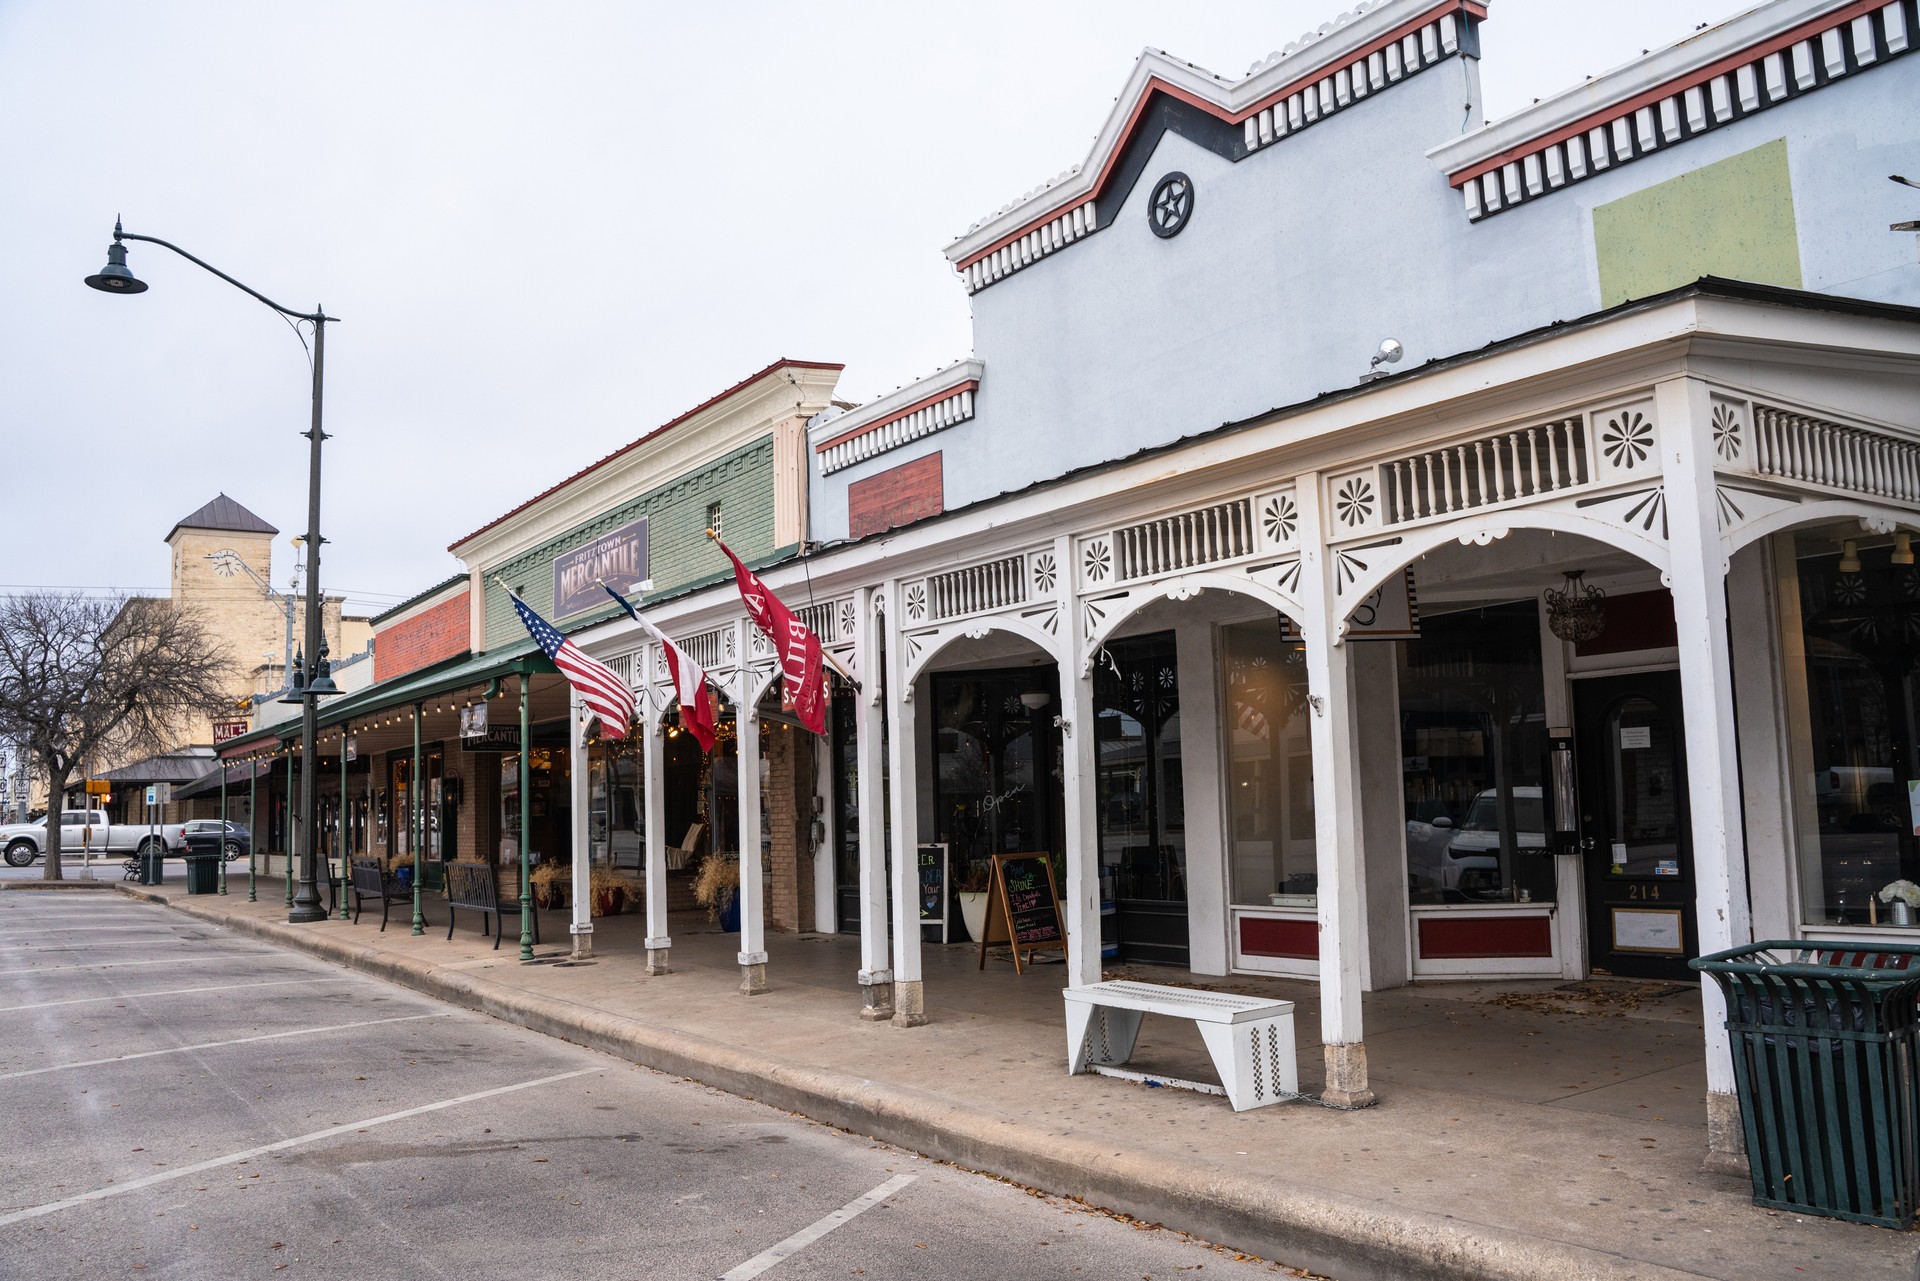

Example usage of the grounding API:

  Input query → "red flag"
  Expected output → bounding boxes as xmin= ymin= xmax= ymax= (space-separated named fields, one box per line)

xmin=711 ymin=535 xmax=828 ymax=734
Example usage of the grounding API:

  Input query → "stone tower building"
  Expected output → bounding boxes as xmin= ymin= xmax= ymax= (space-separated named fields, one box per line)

xmin=164 ymin=494 xmax=350 ymax=744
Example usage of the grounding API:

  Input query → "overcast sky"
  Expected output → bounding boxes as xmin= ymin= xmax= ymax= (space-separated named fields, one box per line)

xmin=2 ymin=0 xmax=1725 ymax=616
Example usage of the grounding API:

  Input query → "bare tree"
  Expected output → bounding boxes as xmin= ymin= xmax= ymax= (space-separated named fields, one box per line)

xmin=0 ymin=593 xmax=232 ymax=879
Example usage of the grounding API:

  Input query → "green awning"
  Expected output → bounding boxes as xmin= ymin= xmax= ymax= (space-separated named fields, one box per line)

xmin=309 ymin=644 xmax=556 ymax=733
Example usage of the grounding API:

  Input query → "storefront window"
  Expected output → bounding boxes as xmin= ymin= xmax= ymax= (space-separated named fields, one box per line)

xmin=1792 ymin=535 xmax=1919 ymax=925
xmin=590 ymin=738 xmax=644 ymax=871
xmin=1095 ymin=633 xmax=1185 ymax=901
xmin=932 ymin=670 xmax=1058 ymax=888
xmin=1398 ymin=601 xmax=1552 ymax=905
xmin=1223 ymin=619 xmax=1315 ymax=905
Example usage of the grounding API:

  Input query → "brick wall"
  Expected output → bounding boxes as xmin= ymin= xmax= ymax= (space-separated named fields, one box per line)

xmin=766 ymin=724 xmax=814 ymax=932
xmin=375 ymin=589 xmax=470 ymax=682
xmin=848 ymin=452 xmax=943 ymax=539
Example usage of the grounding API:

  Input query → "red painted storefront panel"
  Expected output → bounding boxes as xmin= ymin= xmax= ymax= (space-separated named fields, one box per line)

xmin=1417 ymin=914 xmax=1553 ymax=960
xmin=1239 ymin=916 xmax=1319 ymax=960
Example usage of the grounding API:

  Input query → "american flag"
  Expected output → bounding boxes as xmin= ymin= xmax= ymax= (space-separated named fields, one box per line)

xmin=506 ymin=589 xmax=636 ymax=740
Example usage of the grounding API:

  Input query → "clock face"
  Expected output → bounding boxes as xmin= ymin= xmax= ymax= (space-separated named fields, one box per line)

xmin=213 ymin=557 xmax=239 ymax=577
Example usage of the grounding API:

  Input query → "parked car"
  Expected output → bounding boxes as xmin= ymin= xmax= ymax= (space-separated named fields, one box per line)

xmin=1 ymin=809 xmax=188 ymax=867
xmin=182 ymin=819 xmax=250 ymax=861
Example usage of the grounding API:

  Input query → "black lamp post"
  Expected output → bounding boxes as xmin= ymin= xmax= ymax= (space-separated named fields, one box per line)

xmin=87 ymin=220 xmax=343 ymax=923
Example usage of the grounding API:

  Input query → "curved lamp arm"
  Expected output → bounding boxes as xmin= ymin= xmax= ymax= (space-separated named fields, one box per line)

xmin=109 ymin=221 xmax=335 ymax=324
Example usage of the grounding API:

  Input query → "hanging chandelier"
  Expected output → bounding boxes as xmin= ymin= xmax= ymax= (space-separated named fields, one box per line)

xmin=1544 ymin=570 xmax=1607 ymax=643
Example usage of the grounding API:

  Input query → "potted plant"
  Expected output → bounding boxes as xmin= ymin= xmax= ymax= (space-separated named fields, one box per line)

xmin=529 ymin=861 xmax=570 ymax=911
xmin=695 ymin=852 xmax=741 ymax=930
xmin=1879 ymin=879 xmax=1920 ymax=927
xmin=956 ymin=861 xmax=992 ymax=943
xmin=589 ymin=865 xmax=639 ymax=917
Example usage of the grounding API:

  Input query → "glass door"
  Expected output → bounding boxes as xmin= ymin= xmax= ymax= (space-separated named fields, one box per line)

xmin=1576 ymin=672 xmax=1697 ymax=980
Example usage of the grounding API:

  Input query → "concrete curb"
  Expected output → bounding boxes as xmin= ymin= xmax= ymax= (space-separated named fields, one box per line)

xmin=118 ymin=885 xmax=1709 ymax=1281
xmin=3 ymin=879 xmax=119 ymax=892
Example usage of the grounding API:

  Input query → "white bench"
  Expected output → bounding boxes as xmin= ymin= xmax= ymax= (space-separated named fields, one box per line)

xmin=1063 ymin=980 xmax=1298 ymax=1111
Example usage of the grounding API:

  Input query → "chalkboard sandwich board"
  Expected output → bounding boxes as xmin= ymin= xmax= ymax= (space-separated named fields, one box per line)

xmin=918 ymin=842 xmax=949 ymax=944
xmin=976 ymin=851 xmax=1067 ymax=974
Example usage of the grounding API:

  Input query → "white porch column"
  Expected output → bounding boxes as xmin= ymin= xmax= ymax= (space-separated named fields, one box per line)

xmin=643 ymin=642 xmax=671 ymax=975
xmin=882 ymin=578 xmax=926 ymax=1026
xmin=854 ymin=587 xmax=893 ymax=1020
xmin=568 ymin=689 xmax=593 ymax=960
xmin=736 ymin=621 xmax=769 ymax=995
xmin=1295 ymin=472 xmax=1375 ymax=1108
xmin=1058 ymin=534 xmax=1103 ymax=988
xmin=1657 ymin=376 xmax=1755 ymax=1164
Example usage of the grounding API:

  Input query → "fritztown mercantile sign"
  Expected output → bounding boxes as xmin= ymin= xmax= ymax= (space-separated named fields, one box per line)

xmin=552 ymin=517 xmax=648 ymax=619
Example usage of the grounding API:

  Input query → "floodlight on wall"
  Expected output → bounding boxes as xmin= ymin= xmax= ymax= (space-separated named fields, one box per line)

xmin=1360 ymin=338 xmax=1403 ymax=382
xmin=1543 ymin=570 xmax=1607 ymax=644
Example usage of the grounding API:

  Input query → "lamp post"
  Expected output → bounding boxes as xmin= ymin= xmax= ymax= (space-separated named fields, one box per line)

xmin=87 ymin=220 xmax=343 ymax=923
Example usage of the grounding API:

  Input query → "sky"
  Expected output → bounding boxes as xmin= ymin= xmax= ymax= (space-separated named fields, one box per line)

xmin=1 ymin=0 xmax=1729 ymax=617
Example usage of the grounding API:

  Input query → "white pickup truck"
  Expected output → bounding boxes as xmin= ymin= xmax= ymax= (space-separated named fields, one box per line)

xmin=1 ymin=809 xmax=188 ymax=867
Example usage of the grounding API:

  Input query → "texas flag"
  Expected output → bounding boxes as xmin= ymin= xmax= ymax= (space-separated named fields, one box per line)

xmin=601 ymin=584 xmax=718 ymax=752
xmin=710 ymin=535 xmax=828 ymax=734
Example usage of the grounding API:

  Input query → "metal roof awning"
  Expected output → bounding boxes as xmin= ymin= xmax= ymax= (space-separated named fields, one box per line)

xmin=312 ymin=644 xmax=552 ymax=732
xmin=96 ymin=750 xmax=218 ymax=785
xmin=171 ymin=759 xmax=275 ymax=801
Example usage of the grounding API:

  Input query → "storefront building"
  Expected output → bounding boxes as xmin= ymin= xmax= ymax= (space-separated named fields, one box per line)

xmin=566 ymin=0 xmax=1920 ymax=1160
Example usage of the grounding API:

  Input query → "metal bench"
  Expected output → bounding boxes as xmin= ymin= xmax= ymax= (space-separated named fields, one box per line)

xmin=444 ymin=860 xmax=540 ymax=950
xmin=349 ymin=855 xmax=416 ymax=932
xmin=1063 ymin=979 xmax=1298 ymax=1111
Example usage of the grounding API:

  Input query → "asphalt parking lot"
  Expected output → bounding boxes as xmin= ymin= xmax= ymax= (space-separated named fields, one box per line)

xmin=0 ymin=889 xmax=1313 ymax=1280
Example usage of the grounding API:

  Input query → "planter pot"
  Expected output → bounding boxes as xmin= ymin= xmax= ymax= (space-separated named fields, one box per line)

xmin=593 ymin=886 xmax=626 ymax=917
xmin=717 ymin=892 xmax=741 ymax=933
xmin=1895 ymin=900 xmax=1914 ymax=928
xmin=534 ymin=883 xmax=567 ymax=911
xmin=958 ymin=892 xmax=989 ymax=943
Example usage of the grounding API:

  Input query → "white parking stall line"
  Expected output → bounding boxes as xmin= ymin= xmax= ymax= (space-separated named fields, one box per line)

xmin=0 ymin=1012 xmax=450 ymax=1080
xmin=717 ymin=1174 xmax=918 ymax=1281
xmin=0 ymin=976 xmax=351 ymax=1012
xmin=0 ymin=1066 xmax=601 ymax=1227
xmin=0 ymin=925 xmax=208 ymax=936
xmin=1 ymin=939 xmax=222 ymax=952
xmin=0 ymin=954 xmax=269 ymax=977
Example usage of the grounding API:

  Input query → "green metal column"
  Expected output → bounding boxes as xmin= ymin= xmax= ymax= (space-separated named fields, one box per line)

xmin=247 ymin=751 xmax=258 ymax=902
xmin=518 ymin=674 xmax=533 ymax=961
xmin=218 ymin=759 xmax=229 ymax=894
xmin=410 ymin=702 xmax=425 ymax=935
xmin=284 ymin=749 xmax=296 ymax=909
xmin=336 ymin=724 xmax=351 ymax=920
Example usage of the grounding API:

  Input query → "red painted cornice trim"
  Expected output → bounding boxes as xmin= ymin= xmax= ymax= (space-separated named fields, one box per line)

xmin=813 ymin=380 xmax=980 ymax=452
xmin=957 ymin=1 xmax=1480 ymax=270
xmin=449 ymin=357 xmax=846 ymax=552
xmin=1446 ymin=0 xmax=1876 ymax=187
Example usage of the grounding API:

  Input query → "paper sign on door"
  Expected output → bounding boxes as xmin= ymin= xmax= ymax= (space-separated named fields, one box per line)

xmin=1619 ymin=726 xmax=1652 ymax=750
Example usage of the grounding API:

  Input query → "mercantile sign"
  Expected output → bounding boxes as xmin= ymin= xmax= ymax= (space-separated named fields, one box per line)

xmin=553 ymin=517 xmax=648 ymax=619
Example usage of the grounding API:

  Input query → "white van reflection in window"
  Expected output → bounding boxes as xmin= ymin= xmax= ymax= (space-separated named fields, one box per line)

xmin=1407 ymin=787 xmax=1543 ymax=902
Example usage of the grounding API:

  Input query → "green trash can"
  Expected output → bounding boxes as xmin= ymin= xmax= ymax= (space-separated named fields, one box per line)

xmin=138 ymin=846 xmax=165 ymax=886
xmin=183 ymin=832 xmax=222 ymax=895
xmin=1692 ymin=940 xmax=1920 ymax=1228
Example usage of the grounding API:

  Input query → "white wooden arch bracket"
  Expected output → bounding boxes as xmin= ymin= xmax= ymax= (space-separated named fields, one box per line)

xmin=1331 ymin=504 xmax=1674 ymax=624
xmin=901 ymin=612 xmax=1067 ymax=690
xmin=1724 ymin=496 xmax=1920 ymax=560
xmin=1078 ymin=567 xmax=1307 ymax=674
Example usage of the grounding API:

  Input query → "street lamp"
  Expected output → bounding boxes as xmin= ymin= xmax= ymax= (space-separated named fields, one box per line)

xmin=87 ymin=219 xmax=344 ymax=924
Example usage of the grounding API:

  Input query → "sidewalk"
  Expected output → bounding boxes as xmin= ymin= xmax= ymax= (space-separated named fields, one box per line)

xmin=112 ymin=870 xmax=1914 ymax=1281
